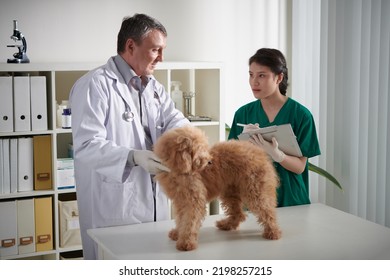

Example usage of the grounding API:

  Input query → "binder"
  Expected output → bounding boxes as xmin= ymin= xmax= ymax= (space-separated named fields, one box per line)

xmin=34 ymin=197 xmax=53 ymax=252
xmin=9 ymin=138 xmax=18 ymax=193
xmin=13 ymin=76 xmax=31 ymax=132
xmin=17 ymin=137 xmax=34 ymax=192
xmin=33 ymin=135 xmax=52 ymax=190
xmin=30 ymin=76 xmax=48 ymax=131
xmin=0 ymin=76 xmax=14 ymax=132
xmin=2 ymin=138 xmax=10 ymax=194
xmin=59 ymin=200 xmax=81 ymax=248
xmin=17 ymin=199 xmax=35 ymax=254
xmin=0 ymin=200 xmax=18 ymax=257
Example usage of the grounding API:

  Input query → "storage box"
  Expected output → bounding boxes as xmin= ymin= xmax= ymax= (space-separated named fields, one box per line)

xmin=56 ymin=169 xmax=75 ymax=190
xmin=59 ymin=200 xmax=81 ymax=248
xmin=57 ymin=158 xmax=74 ymax=170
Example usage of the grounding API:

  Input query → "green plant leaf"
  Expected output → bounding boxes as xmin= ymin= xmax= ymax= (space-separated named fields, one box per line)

xmin=308 ymin=162 xmax=343 ymax=191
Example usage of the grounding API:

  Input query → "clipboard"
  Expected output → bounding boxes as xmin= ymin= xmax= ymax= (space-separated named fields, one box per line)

xmin=238 ymin=124 xmax=303 ymax=157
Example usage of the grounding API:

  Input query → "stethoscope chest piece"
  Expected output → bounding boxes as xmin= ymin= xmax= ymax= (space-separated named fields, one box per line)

xmin=123 ymin=110 xmax=134 ymax=122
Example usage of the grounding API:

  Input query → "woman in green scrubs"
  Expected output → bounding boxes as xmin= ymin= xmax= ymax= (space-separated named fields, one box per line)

xmin=228 ymin=48 xmax=321 ymax=207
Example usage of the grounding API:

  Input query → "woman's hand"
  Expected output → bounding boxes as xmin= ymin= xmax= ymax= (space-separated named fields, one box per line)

xmin=249 ymin=134 xmax=286 ymax=163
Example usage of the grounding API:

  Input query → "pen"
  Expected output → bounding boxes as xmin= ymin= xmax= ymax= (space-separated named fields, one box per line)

xmin=237 ymin=123 xmax=246 ymax=127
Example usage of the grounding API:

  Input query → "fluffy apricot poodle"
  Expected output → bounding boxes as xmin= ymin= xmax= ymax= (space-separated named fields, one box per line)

xmin=154 ymin=125 xmax=281 ymax=251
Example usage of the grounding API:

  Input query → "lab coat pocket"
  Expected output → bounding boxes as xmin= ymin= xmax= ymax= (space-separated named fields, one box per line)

xmin=99 ymin=181 xmax=138 ymax=221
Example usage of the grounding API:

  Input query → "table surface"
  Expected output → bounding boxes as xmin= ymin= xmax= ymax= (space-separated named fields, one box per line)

xmin=87 ymin=203 xmax=390 ymax=260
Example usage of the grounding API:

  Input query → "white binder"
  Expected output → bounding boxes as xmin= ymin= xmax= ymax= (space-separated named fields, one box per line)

xmin=0 ymin=76 xmax=14 ymax=132
xmin=2 ymin=138 xmax=10 ymax=194
xmin=17 ymin=199 xmax=36 ymax=254
xmin=17 ymin=137 xmax=34 ymax=192
xmin=0 ymin=200 xmax=18 ymax=257
xmin=30 ymin=76 xmax=48 ymax=131
xmin=9 ymin=138 xmax=18 ymax=193
xmin=13 ymin=76 xmax=31 ymax=132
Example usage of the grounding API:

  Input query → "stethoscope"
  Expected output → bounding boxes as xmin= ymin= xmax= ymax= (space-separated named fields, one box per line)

xmin=121 ymin=89 xmax=165 ymax=130
xmin=122 ymin=102 xmax=134 ymax=122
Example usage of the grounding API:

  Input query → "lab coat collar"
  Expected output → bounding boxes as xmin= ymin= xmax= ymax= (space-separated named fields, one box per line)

xmin=104 ymin=57 xmax=149 ymax=149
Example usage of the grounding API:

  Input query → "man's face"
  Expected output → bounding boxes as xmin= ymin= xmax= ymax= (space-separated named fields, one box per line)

xmin=129 ymin=29 xmax=166 ymax=76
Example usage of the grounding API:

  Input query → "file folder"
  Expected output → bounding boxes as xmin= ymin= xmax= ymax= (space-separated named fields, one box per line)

xmin=34 ymin=197 xmax=53 ymax=252
xmin=30 ymin=76 xmax=48 ymax=131
xmin=0 ymin=200 xmax=18 ymax=257
xmin=13 ymin=76 xmax=31 ymax=132
xmin=0 ymin=76 xmax=14 ymax=132
xmin=2 ymin=138 xmax=10 ymax=194
xmin=9 ymin=138 xmax=18 ymax=193
xmin=17 ymin=137 xmax=34 ymax=192
xmin=33 ymin=135 xmax=52 ymax=190
xmin=17 ymin=199 xmax=35 ymax=254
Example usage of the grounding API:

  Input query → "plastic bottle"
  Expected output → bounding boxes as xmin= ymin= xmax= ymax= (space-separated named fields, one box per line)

xmin=171 ymin=81 xmax=184 ymax=112
xmin=62 ymin=108 xmax=72 ymax=129
xmin=57 ymin=100 xmax=69 ymax=128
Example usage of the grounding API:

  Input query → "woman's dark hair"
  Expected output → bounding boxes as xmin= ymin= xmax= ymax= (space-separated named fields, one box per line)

xmin=117 ymin=13 xmax=167 ymax=53
xmin=249 ymin=48 xmax=289 ymax=95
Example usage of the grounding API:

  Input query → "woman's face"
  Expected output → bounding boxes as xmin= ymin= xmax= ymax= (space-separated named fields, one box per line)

xmin=249 ymin=62 xmax=281 ymax=100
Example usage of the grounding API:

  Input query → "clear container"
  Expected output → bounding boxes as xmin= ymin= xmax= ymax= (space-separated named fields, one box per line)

xmin=57 ymin=100 xmax=69 ymax=128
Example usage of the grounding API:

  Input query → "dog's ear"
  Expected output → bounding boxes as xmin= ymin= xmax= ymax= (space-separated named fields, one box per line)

xmin=192 ymin=148 xmax=211 ymax=171
xmin=175 ymin=135 xmax=193 ymax=173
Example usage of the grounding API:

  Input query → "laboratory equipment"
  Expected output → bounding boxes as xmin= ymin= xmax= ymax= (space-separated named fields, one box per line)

xmin=171 ymin=81 xmax=184 ymax=112
xmin=183 ymin=91 xmax=195 ymax=117
xmin=7 ymin=20 xmax=30 ymax=63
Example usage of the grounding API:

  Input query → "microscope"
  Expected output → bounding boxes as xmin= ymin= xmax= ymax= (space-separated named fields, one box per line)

xmin=7 ymin=20 xmax=30 ymax=63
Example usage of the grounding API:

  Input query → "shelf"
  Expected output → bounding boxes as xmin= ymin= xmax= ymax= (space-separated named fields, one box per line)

xmin=0 ymin=190 xmax=55 ymax=199
xmin=0 ymin=61 xmax=224 ymax=260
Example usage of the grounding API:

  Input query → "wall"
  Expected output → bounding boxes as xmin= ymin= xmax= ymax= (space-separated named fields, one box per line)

xmin=0 ymin=0 xmax=290 ymax=125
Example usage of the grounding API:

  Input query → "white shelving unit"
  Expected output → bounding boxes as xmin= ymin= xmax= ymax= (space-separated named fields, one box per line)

xmin=0 ymin=61 xmax=224 ymax=260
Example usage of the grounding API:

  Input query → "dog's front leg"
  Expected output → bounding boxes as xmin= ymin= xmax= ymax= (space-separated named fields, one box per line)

xmin=168 ymin=204 xmax=180 ymax=241
xmin=174 ymin=186 xmax=208 ymax=251
xmin=175 ymin=204 xmax=207 ymax=251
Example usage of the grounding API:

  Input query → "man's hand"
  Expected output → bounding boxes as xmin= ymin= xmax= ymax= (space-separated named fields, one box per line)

xmin=133 ymin=150 xmax=170 ymax=174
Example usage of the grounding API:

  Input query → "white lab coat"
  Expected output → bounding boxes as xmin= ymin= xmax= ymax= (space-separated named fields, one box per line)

xmin=69 ymin=57 xmax=189 ymax=259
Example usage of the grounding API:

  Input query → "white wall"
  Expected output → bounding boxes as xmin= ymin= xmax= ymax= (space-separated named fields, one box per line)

xmin=0 ymin=0 xmax=289 ymax=125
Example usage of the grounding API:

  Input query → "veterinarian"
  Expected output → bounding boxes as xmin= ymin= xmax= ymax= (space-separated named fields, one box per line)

xmin=228 ymin=48 xmax=321 ymax=207
xmin=69 ymin=13 xmax=189 ymax=259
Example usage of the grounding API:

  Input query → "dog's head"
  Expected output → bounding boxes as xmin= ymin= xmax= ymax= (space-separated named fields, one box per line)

xmin=154 ymin=125 xmax=211 ymax=174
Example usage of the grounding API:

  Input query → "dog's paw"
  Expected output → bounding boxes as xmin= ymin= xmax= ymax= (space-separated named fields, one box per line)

xmin=216 ymin=218 xmax=239 ymax=231
xmin=176 ymin=240 xmax=198 ymax=251
xmin=168 ymin=229 xmax=179 ymax=241
xmin=263 ymin=228 xmax=282 ymax=240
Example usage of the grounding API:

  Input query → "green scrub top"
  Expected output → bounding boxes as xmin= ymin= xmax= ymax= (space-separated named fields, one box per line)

xmin=228 ymin=98 xmax=321 ymax=207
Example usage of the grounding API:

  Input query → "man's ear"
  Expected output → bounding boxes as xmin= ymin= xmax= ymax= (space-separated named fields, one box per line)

xmin=126 ymin=38 xmax=135 ymax=54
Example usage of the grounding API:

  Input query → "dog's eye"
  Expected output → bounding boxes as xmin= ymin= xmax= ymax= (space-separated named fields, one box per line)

xmin=208 ymin=161 xmax=212 ymax=164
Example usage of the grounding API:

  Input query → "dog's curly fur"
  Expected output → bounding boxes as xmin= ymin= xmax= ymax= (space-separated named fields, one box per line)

xmin=154 ymin=125 xmax=281 ymax=251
